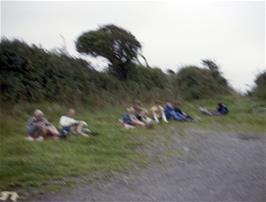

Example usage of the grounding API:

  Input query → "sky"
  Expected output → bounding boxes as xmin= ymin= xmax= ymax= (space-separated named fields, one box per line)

xmin=1 ymin=0 xmax=265 ymax=92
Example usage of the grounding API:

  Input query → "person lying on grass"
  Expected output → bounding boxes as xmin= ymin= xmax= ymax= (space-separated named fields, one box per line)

xmin=59 ymin=109 xmax=95 ymax=137
xmin=120 ymin=107 xmax=146 ymax=129
xmin=199 ymin=103 xmax=229 ymax=116
xmin=132 ymin=99 xmax=153 ymax=127
xmin=173 ymin=101 xmax=193 ymax=121
xmin=150 ymin=100 xmax=168 ymax=124
xmin=26 ymin=109 xmax=60 ymax=141
xmin=164 ymin=101 xmax=191 ymax=121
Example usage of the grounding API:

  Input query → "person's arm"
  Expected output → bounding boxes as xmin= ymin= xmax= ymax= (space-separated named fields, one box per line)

xmin=26 ymin=118 xmax=34 ymax=130
xmin=43 ymin=118 xmax=52 ymax=127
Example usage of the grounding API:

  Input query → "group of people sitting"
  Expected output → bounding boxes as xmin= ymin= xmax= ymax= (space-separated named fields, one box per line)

xmin=26 ymin=101 xmax=229 ymax=140
xmin=120 ymin=100 xmax=194 ymax=129
xmin=26 ymin=109 xmax=94 ymax=141
xmin=120 ymin=100 xmax=229 ymax=129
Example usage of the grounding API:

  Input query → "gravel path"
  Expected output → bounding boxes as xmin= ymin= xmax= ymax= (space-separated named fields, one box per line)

xmin=30 ymin=128 xmax=266 ymax=202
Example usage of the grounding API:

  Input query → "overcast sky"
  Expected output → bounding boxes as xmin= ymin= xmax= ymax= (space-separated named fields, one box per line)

xmin=1 ymin=0 xmax=265 ymax=92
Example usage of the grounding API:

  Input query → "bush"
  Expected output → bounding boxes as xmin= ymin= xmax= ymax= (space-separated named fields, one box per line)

xmin=0 ymin=39 xmax=174 ymax=105
xmin=0 ymin=38 xmax=233 ymax=105
xmin=252 ymin=71 xmax=266 ymax=100
xmin=175 ymin=66 xmax=231 ymax=100
xmin=0 ymin=39 xmax=105 ymax=103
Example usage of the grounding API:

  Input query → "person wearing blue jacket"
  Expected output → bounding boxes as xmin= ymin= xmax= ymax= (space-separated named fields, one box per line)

xmin=164 ymin=102 xmax=185 ymax=121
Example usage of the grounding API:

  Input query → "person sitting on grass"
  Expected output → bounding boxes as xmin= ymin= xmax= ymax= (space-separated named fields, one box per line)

xmin=132 ymin=99 xmax=148 ymax=120
xmin=120 ymin=107 xmax=146 ymax=129
xmin=216 ymin=103 xmax=229 ymax=115
xmin=199 ymin=103 xmax=229 ymax=116
xmin=164 ymin=101 xmax=187 ymax=121
xmin=151 ymin=100 xmax=168 ymax=123
xmin=173 ymin=101 xmax=193 ymax=121
xmin=26 ymin=109 xmax=60 ymax=141
xmin=132 ymin=99 xmax=153 ymax=127
xmin=59 ymin=109 xmax=93 ymax=137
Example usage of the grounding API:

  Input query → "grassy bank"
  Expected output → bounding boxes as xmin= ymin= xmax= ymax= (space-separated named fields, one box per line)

xmin=0 ymin=96 xmax=265 ymax=195
xmin=0 ymin=104 xmax=152 ymax=191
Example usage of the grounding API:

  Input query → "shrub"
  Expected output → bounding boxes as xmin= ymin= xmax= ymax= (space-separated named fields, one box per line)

xmin=175 ymin=66 xmax=231 ymax=100
xmin=252 ymin=71 xmax=266 ymax=100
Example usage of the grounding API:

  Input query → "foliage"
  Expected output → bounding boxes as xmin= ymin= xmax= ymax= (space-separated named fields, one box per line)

xmin=201 ymin=59 xmax=219 ymax=72
xmin=175 ymin=65 xmax=231 ymax=100
xmin=201 ymin=59 xmax=228 ymax=86
xmin=76 ymin=24 xmax=142 ymax=80
xmin=1 ymin=38 xmax=176 ymax=104
xmin=1 ymin=35 xmax=233 ymax=104
xmin=0 ymin=38 xmax=106 ymax=103
xmin=251 ymin=71 xmax=266 ymax=100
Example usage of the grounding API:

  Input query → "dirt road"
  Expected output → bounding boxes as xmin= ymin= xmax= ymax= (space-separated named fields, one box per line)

xmin=30 ymin=128 xmax=266 ymax=202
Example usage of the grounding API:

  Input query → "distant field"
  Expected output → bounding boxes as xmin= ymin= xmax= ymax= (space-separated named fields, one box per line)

xmin=0 ymin=96 xmax=265 ymax=197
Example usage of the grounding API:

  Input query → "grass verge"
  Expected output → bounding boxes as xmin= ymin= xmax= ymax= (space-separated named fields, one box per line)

xmin=0 ymin=96 xmax=265 ymax=197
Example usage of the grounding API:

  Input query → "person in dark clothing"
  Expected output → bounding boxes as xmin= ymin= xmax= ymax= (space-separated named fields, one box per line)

xmin=121 ymin=107 xmax=145 ymax=128
xmin=132 ymin=99 xmax=154 ymax=127
xmin=173 ymin=102 xmax=193 ymax=121
xmin=199 ymin=103 xmax=229 ymax=116
xmin=216 ymin=103 xmax=229 ymax=115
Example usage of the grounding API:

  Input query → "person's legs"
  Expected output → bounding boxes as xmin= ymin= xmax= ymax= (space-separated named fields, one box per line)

xmin=45 ymin=126 xmax=60 ymax=139
xmin=76 ymin=122 xmax=84 ymax=134
xmin=75 ymin=122 xmax=89 ymax=137
xmin=67 ymin=123 xmax=80 ymax=134
xmin=164 ymin=110 xmax=172 ymax=120
xmin=121 ymin=121 xmax=135 ymax=129
xmin=27 ymin=125 xmax=44 ymax=140
xmin=199 ymin=107 xmax=213 ymax=115
xmin=170 ymin=111 xmax=184 ymax=121
xmin=185 ymin=115 xmax=193 ymax=121
xmin=132 ymin=119 xmax=145 ymax=127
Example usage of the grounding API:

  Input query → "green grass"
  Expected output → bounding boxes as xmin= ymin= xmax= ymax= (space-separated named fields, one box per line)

xmin=182 ymin=96 xmax=266 ymax=132
xmin=0 ymin=104 xmax=153 ymax=191
xmin=0 ymin=96 xmax=265 ymax=195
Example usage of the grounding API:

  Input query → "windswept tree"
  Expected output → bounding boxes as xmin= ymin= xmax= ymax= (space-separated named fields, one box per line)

xmin=201 ymin=59 xmax=228 ymax=86
xmin=201 ymin=59 xmax=219 ymax=72
xmin=76 ymin=24 xmax=143 ymax=80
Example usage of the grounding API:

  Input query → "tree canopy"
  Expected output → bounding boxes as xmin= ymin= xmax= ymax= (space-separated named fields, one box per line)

xmin=76 ymin=24 xmax=142 ymax=79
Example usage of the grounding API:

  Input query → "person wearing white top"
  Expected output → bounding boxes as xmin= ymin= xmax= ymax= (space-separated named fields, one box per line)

xmin=59 ymin=109 xmax=89 ymax=137
xmin=150 ymin=101 xmax=168 ymax=123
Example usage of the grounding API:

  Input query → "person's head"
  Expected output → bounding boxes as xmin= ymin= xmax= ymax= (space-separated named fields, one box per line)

xmin=217 ymin=103 xmax=223 ymax=108
xmin=33 ymin=109 xmax=44 ymax=121
xmin=174 ymin=101 xmax=182 ymax=108
xmin=68 ymin=108 xmax=76 ymax=117
xmin=166 ymin=101 xmax=173 ymax=107
xmin=133 ymin=99 xmax=142 ymax=107
xmin=126 ymin=107 xmax=135 ymax=115
xmin=155 ymin=100 xmax=161 ymax=106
